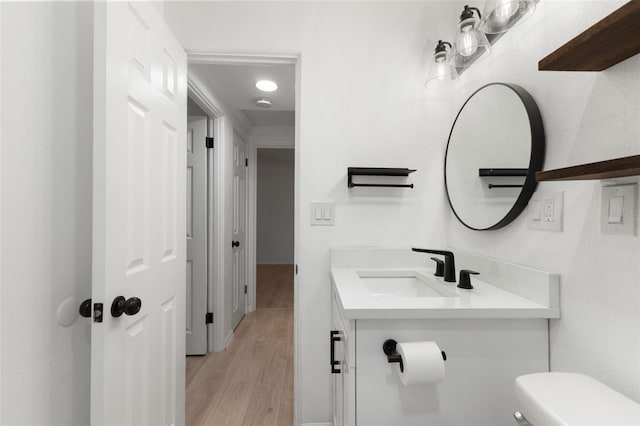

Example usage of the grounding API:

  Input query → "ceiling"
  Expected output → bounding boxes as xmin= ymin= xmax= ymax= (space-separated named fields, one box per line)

xmin=190 ymin=62 xmax=295 ymax=128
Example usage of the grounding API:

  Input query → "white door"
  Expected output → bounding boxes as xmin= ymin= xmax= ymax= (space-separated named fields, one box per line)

xmin=91 ymin=2 xmax=187 ymax=425
xmin=231 ymin=134 xmax=247 ymax=330
xmin=186 ymin=116 xmax=208 ymax=355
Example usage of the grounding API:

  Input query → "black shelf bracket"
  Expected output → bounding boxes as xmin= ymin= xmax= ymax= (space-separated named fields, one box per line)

xmin=348 ymin=167 xmax=416 ymax=189
xmin=479 ymin=168 xmax=528 ymax=177
xmin=488 ymin=184 xmax=524 ymax=189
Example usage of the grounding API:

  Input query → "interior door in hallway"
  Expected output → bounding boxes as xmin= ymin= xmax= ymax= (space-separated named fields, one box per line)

xmin=92 ymin=2 xmax=186 ymax=424
xmin=186 ymin=116 xmax=208 ymax=355
xmin=231 ymin=133 xmax=247 ymax=330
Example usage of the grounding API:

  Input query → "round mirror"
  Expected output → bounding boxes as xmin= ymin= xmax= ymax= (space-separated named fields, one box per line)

xmin=445 ymin=83 xmax=544 ymax=230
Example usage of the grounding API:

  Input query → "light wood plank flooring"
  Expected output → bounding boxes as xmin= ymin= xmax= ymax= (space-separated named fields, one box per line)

xmin=186 ymin=264 xmax=294 ymax=426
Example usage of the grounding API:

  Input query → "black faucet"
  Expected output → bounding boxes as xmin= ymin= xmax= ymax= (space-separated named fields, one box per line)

xmin=411 ymin=248 xmax=456 ymax=282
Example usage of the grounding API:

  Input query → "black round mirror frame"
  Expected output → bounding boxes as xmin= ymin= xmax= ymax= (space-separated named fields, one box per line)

xmin=444 ymin=82 xmax=545 ymax=231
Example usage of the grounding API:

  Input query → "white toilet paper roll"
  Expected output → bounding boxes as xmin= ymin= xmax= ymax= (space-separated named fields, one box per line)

xmin=396 ymin=341 xmax=445 ymax=385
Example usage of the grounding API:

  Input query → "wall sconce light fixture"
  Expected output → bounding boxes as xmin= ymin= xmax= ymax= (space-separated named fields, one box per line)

xmin=426 ymin=1 xmax=536 ymax=87
xmin=452 ymin=5 xmax=491 ymax=68
xmin=481 ymin=0 xmax=536 ymax=34
xmin=425 ymin=40 xmax=458 ymax=87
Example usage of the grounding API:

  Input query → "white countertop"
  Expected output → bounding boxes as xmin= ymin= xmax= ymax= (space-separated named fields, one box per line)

xmin=332 ymin=267 xmax=559 ymax=319
xmin=330 ymin=247 xmax=560 ymax=320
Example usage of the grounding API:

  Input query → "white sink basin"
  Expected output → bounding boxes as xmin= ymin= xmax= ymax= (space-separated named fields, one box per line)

xmin=357 ymin=270 xmax=457 ymax=298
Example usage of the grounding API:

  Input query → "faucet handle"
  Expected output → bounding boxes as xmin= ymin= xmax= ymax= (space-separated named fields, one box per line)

xmin=458 ymin=270 xmax=479 ymax=289
xmin=430 ymin=257 xmax=444 ymax=277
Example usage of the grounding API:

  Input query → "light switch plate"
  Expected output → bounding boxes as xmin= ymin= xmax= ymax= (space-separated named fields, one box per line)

xmin=601 ymin=184 xmax=636 ymax=236
xmin=311 ymin=202 xmax=335 ymax=226
xmin=527 ymin=190 xmax=563 ymax=232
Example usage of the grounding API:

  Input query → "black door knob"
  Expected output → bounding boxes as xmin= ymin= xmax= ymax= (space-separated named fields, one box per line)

xmin=111 ymin=296 xmax=143 ymax=317
xmin=79 ymin=298 xmax=92 ymax=318
xmin=232 ymin=240 xmax=240 ymax=248
xmin=124 ymin=297 xmax=142 ymax=315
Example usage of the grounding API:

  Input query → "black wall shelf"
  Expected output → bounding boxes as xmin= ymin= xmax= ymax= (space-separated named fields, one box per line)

xmin=347 ymin=167 xmax=416 ymax=188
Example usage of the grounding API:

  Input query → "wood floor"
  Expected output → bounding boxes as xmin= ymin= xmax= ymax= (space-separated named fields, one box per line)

xmin=186 ymin=264 xmax=294 ymax=426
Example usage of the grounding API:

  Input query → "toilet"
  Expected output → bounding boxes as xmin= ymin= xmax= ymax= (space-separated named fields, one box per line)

xmin=514 ymin=372 xmax=640 ymax=425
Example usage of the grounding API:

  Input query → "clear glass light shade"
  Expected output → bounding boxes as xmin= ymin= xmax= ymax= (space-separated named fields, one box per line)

xmin=425 ymin=49 xmax=458 ymax=87
xmin=481 ymin=0 xmax=536 ymax=34
xmin=452 ymin=17 xmax=491 ymax=68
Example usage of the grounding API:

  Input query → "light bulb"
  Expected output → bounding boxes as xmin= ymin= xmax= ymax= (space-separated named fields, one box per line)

xmin=494 ymin=0 xmax=519 ymax=19
xmin=458 ymin=30 xmax=478 ymax=57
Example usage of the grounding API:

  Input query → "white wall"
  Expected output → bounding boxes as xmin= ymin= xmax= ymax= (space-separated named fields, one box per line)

xmin=257 ymin=149 xmax=295 ymax=264
xmin=446 ymin=0 xmax=640 ymax=401
xmin=165 ymin=2 xmax=456 ymax=423
xmin=0 ymin=2 xmax=93 ymax=424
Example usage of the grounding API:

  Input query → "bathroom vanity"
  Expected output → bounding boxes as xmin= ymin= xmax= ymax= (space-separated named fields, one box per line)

xmin=330 ymin=248 xmax=559 ymax=426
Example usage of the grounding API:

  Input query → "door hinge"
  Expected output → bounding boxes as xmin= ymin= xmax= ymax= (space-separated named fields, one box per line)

xmin=206 ymin=312 xmax=214 ymax=324
xmin=245 ymin=158 xmax=248 ymax=167
xmin=205 ymin=137 xmax=214 ymax=149
xmin=295 ymin=264 xmax=298 ymax=275
xmin=94 ymin=303 xmax=103 ymax=323
xmin=244 ymin=285 xmax=248 ymax=294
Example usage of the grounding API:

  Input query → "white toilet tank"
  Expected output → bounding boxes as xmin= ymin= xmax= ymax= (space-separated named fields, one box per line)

xmin=514 ymin=372 xmax=640 ymax=425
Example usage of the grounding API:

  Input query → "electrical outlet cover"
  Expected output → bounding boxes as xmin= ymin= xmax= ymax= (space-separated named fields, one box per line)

xmin=528 ymin=190 xmax=563 ymax=232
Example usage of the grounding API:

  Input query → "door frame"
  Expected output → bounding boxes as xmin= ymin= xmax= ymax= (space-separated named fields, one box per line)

xmin=186 ymin=56 xmax=301 ymax=415
xmin=187 ymin=51 xmax=300 ymax=423
xmin=186 ymin=76 xmax=224 ymax=353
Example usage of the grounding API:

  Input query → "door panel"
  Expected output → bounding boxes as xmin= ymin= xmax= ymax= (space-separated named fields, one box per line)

xmin=231 ymin=134 xmax=247 ymax=330
xmin=92 ymin=2 xmax=186 ymax=425
xmin=186 ymin=116 xmax=208 ymax=355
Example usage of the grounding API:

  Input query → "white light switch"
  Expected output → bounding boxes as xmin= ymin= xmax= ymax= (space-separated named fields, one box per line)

xmin=323 ymin=207 xmax=332 ymax=220
xmin=608 ymin=196 xmax=624 ymax=224
xmin=311 ymin=202 xmax=335 ymax=226
xmin=601 ymin=184 xmax=636 ymax=235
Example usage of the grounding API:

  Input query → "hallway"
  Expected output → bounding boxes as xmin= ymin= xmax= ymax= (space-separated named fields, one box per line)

xmin=186 ymin=265 xmax=294 ymax=425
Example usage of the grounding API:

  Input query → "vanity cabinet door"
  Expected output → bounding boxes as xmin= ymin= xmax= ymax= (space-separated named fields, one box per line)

xmin=332 ymin=294 xmax=355 ymax=426
xmin=332 ymin=323 xmax=345 ymax=424
xmin=355 ymin=318 xmax=548 ymax=426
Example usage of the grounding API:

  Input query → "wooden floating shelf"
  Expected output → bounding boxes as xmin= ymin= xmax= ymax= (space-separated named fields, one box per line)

xmin=536 ymin=155 xmax=640 ymax=182
xmin=539 ymin=1 xmax=640 ymax=71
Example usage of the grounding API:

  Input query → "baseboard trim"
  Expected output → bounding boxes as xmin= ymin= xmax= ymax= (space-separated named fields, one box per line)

xmin=301 ymin=423 xmax=332 ymax=426
xmin=224 ymin=329 xmax=234 ymax=348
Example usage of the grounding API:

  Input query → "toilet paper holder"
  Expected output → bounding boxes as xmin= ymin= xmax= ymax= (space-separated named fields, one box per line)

xmin=383 ymin=339 xmax=447 ymax=372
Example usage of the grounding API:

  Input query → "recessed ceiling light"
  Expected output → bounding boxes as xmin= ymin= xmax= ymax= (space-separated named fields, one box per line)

xmin=256 ymin=80 xmax=278 ymax=92
xmin=256 ymin=97 xmax=272 ymax=108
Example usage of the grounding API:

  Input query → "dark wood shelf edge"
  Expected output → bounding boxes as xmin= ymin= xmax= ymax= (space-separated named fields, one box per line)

xmin=536 ymin=155 xmax=640 ymax=181
xmin=538 ymin=1 xmax=640 ymax=71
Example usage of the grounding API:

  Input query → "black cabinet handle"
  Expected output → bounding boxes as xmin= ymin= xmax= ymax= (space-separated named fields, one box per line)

xmin=232 ymin=240 xmax=240 ymax=248
xmin=330 ymin=330 xmax=341 ymax=374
